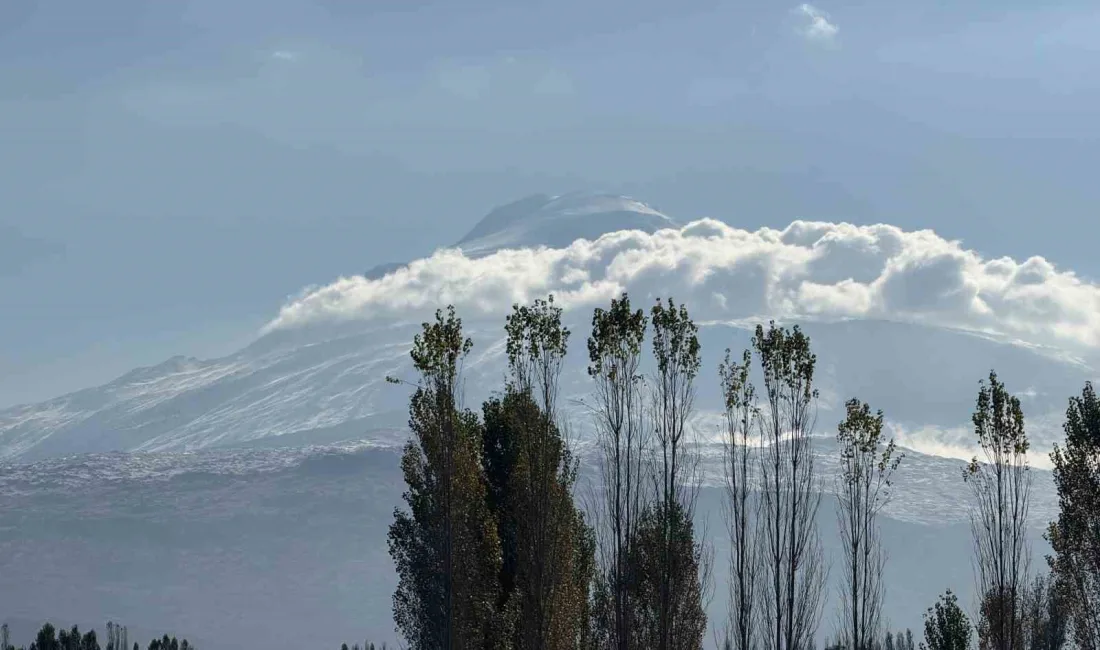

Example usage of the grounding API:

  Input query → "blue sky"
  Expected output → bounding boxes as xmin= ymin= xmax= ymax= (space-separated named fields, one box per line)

xmin=2 ymin=0 xmax=1099 ymax=406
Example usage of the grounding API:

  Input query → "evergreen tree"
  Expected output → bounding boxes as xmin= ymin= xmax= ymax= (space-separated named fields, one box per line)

xmin=921 ymin=591 xmax=972 ymax=650
xmin=387 ymin=306 xmax=504 ymax=650
xmin=31 ymin=623 xmax=59 ymax=650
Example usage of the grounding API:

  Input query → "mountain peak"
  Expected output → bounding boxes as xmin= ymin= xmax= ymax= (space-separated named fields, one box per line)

xmin=455 ymin=191 xmax=676 ymax=257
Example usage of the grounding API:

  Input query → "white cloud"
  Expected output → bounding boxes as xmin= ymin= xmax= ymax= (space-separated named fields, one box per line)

xmin=270 ymin=50 xmax=299 ymax=62
xmin=795 ymin=4 xmax=839 ymax=43
xmin=263 ymin=219 xmax=1100 ymax=359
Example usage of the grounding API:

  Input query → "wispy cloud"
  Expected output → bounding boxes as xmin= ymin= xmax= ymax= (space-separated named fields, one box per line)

xmin=794 ymin=4 xmax=839 ymax=44
xmin=270 ymin=50 xmax=299 ymax=62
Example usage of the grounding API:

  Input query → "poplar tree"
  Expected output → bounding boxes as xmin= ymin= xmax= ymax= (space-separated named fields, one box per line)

xmin=1047 ymin=382 xmax=1100 ymax=650
xmin=835 ymin=399 xmax=903 ymax=650
xmin=588 ymin=293 xmax=650 ymax=650
xmin=482 ymin=295 xmax=594 ymax=649
xmin=754 ymin=322 xmax=826 ymax=650
xmin=965 ymin=371 xmax=1031 ymax=650
xmin=388 ymin=306 xmax=504 ymax=650
xmin=629 ymin=298 xmax=707 ymax=650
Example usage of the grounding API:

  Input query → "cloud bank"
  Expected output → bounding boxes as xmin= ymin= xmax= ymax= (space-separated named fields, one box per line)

xmin=265 ymin=219 xmax=1100 ymax=357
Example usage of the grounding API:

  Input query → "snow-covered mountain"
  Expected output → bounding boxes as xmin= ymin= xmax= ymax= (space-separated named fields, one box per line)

xmin=2 ymin=192 xmax=1094 ymax=464
xmin=454 ymin=192 xmax=676 ymax=257
xmin=2 ymin=192 xmax=1097 ymax=648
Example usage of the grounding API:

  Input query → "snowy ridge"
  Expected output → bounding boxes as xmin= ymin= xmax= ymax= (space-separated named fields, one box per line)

xmin=2 ymin=315 xmax=1091 ymax=465
xmin=455 ymin=191 xmax=676 ymax=257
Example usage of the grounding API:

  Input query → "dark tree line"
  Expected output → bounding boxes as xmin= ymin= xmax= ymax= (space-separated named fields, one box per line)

xmin=0 ymin=622 xmax=190 ymax=650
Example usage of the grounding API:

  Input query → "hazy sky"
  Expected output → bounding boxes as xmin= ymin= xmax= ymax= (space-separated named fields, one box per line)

xmin=2 ymin=0 xmax=1099 ymax=407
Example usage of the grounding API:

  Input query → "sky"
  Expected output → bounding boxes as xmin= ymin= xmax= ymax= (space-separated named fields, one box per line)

xmin=2 ymin=0 xmax=1099 ymax=407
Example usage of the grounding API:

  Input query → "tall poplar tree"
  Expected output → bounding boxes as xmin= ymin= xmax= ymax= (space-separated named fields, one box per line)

xmin=482 ymin=295 xmax=594 ymax=649
xmin=388 ymin=306 xmax=503 ymax=650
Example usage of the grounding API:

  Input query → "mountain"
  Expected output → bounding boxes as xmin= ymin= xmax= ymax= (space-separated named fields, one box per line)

xmin=2 ymin=192 xmax=1091 ymax=462
xmin=365 ymin=190 xmax=676 ymax=277
xmin=2 ymin=192 xmax=1096 ymax=648
xmin=454 ymin=191 xmax=676 ymax=256
xmin=0 ymin=192 xmax=681 ymax=461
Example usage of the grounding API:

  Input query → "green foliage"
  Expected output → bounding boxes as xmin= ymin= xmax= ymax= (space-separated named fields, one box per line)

xmin=11 ymin=624 xmax=188 ymax=650
xmin=922 ymin=591 xmax=972 ymax=650
xmin=626 ymin=501 xmax=707 ymax=650
xmin=837 ymin=400 xmax=902 ymax=482
xmin=481 ymin=392 xmax=525 ymax=613
xmin=481 ymin=388 xmax=592 ymax=648
xmin=1046 ymin=381 xmax=1100 ymax=650
xmin=505 ymin=294 xmax=570 ymax=396
xmin=30 ymin=623 xmax=57 ymax=650
xmin=145 ymin=635 xmax=188 ymax=650
xmin=388 ymin=306 xmax=504 ymax=650
xmin=718 ymin=347 xmax=759 ymax=650
xmin=753 ymin=320 xmax=818 ymax=406
xmin=639 ymin=296 xmax=706 ymax=650
xmin=718 ymin=349 xmax=754 ymax=418
xmin=964 ymin=371 xmax=1032 ymax=650
xmin=486 ymin=295 xmax=594 ymax=650
xmin=835 ymin=398 xmax=904 ymax=650
xmin=587 ymin=292 xmax=650 ymax=650
xmin=968 ymin=372 xmax=1029 ymax=464
xmin=586 ymin=292 xmax=647 ymax=380
xmin=650 ymin=297 xmax=700 ymax=383
xmin=1021 ymin=574 xmax=1067 ymax=650
xmin=752 ymin=320 xmax=826 ymax=650
xmin=886 ymin=628 xmax=917 ymax=650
